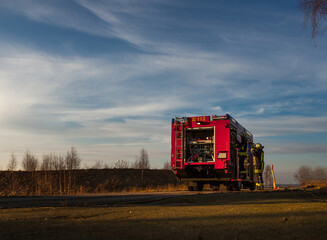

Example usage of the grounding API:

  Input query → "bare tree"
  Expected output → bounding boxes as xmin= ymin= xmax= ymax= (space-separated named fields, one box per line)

xmin=133 ymin=148 xmax=150 ymax=169
xmin=7 ymin=152 xmax=18 ymax=171
xmin=49 ymin=153 xmax=65 ymax=170
xmin=40 ymin=154 xmax=51 ymax=171
xmin=313 ymin=166 xmax=327 ymax=180
xmin=65 ymin=147 xmax=81 ymax=170
xmin=294 ymin=165 xmax=313 ymax=185
xmin=299 ymin=0 xmax=327 ymax=41
xmin=114 ymin=160 xmax=130 ymax=169
xmin=132 ymin=148 xmax=150 ymax=180
xmin=92 ymin=160 xmax=104 ymax=169
xmin=51 ymin=153 xmax=59 ymax=170
xmin=103 ymin=163 xmax=111 ymax=169
xmin=58 ymin=154 xmax=65 ymax=170
xmin=263 ymin=164 xmax=272 ymax=189
xmin=163 ymin=161 xmax=170 ymax=170
xmin=21 ymin=151 xmax=38 ymax=171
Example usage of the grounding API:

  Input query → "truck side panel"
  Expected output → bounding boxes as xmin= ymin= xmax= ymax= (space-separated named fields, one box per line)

xmin=213 ymin=119 xmax=230 ymax=170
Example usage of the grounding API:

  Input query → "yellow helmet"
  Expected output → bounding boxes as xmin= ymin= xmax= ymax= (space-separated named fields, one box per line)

xmin=256 ymin=143 xmax=264 ymax=149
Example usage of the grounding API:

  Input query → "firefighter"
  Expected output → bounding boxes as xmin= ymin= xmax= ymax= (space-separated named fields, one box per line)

xmin=243 ymin=155 xmax=250 ymax=180
xmin=237 ymin=135 xmax=251 ymax=180
xmin=251 ymin=143 xmax=264 ymax=190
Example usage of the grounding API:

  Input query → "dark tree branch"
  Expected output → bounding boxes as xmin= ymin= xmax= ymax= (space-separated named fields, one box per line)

xmin=299 ymin=0 xmax=327 ymax=41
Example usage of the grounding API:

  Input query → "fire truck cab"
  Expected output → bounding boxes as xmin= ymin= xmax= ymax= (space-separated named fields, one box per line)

xmin=171 ymin=114 xmax=264 ymax=191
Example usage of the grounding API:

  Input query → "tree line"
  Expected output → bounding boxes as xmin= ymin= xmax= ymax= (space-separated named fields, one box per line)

xmin=7 ymin=147 xmax=81 ymax=171
xmin=1 ymin=147 xmax=173 ymax=195
xmin=4 ymin=147 xmax=170 ymax=171
xmin=294 ymin=165 xmax=327 ymax=185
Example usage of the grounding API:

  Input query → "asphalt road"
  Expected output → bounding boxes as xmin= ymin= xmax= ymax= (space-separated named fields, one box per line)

xmin=1 ymin=189 xmax=326 ymax=240
xmin=0 ymin=191 xmax=202 ymax=209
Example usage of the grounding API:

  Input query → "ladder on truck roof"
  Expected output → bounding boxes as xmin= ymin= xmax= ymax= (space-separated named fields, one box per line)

xmin=175 ymin=117 xmax=186 ymax=169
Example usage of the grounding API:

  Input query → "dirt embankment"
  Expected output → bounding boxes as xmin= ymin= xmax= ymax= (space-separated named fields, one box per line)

xmin=0 ymin=169 xmax=179 ymax=196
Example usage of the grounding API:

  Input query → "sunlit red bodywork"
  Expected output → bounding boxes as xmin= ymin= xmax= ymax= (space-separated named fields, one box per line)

xmin=171 ymin=114 xmax=254 ymax=190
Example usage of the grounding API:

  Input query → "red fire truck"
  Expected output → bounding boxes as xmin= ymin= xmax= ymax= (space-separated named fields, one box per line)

xmin=171 ymin=114 xmax=264 ymax=191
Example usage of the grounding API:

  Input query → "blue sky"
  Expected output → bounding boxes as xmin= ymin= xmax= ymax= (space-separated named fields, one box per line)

xmin=0 ymin=0 xmax=326 ymax=183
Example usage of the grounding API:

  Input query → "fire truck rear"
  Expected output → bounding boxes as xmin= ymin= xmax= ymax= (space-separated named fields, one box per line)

xmin=171 ymin=114 xmax=264 ymax=191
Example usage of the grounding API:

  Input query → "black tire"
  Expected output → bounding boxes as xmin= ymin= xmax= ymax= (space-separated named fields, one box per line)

xmin=195 ymin=182 xmax=204 ymax=191
xmin=187 ymin=186 xmax=195 ymax=191
xmin=226 ymin=184 xmax=233 ymax=191
xmin=233 ymin=182 xmax=242 ymax=191
xmin=250 ymin=183 xmax=256 ymax=191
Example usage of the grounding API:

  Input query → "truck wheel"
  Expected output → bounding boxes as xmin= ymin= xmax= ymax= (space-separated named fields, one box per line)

xmin=187 ymin=186 xmax=195 ymax=191
xmin=195 ymin=182 xmax=204 ymax=191
xmin=250 ymin=183 xmax=256 ymax=191
xmin=233 ymin=182 xmax=242 ymax=191
xmin=226 ymin=185 xmax=233 ymax=191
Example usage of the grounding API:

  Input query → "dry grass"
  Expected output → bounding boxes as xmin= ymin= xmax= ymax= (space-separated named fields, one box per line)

xmin=0 ymin=169 xmax=180 ymax=196
xmin=302 ymin=180 xmax=327 ymax=189
xmin=127 ymin=183 xmax=188 ymax=193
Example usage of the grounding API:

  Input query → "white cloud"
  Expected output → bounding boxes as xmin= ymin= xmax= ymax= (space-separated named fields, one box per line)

xmin=0 ymin=47 xmax=106 ymax=122
xmin=0 ymin=43 xmax=189 ymax=167
xmin=241 ymin=115 xmax=327 ymax=137
xmin=0 ymin=0 xmax=164 ymax=51
xmin=0 ymin=0 xmax=117 ymax=39
xmin=1 ymin=0 xmax=327 ymax=172
xmin=211 ymin=106 xmax=223 ymax=113
xmin=266 ymin=144 xmax=327 ymax=154
xmin=1 ymin=41 xmax=326 ymax=167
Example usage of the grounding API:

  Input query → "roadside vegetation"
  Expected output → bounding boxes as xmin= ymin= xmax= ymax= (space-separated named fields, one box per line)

xmin=4 ymin=147 xmax=326 ymax=197
xmin=294 ymin=165 xmax=327 ymax=188
xmin=0 ymin=147 xmax=182 ymax=196
xmin=5 ymin=147 xmax=153 ymax=171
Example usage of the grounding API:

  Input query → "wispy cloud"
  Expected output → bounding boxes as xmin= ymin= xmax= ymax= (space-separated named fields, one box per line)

xmin=241 ymin=116 xmax=327 ymax=137
xmin=267 ymin=143 xmax=327 ymax=154
xmin=1 ymin=39 xmax=327 ymax=166
xmin=0 ymin=1 xmax=327 ymax=173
